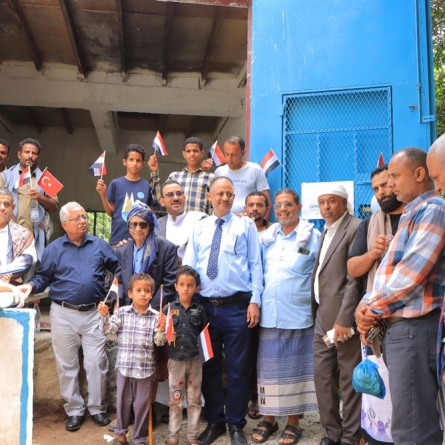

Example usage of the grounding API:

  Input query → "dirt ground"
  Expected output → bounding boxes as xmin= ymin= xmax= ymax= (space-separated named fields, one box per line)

xmin=32 ymin=407 xmax=325 ymax=445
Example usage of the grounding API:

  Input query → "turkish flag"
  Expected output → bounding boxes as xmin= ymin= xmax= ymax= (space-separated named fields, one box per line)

xmin=37 ymin=169 xmax=63 ymax=198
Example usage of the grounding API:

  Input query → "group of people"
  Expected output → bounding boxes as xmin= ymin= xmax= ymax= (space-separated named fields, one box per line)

xmin=1 ymin=132 xmax=445 ymax=445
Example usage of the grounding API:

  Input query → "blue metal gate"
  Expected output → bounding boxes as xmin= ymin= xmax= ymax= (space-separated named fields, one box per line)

xmin=283 ymin=87 xmax=393 ymax=228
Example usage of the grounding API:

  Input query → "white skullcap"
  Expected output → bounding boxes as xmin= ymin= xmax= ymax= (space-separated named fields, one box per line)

xmin=318 ymin=184 xmax=354 ymax=215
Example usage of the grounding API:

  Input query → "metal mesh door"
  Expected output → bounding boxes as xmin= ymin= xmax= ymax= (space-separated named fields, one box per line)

xmin=283 ymin=87 xmax=393 ymax=230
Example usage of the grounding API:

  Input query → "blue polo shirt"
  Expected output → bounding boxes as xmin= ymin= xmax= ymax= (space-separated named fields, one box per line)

xmin=29 ymin=233 xmax=119 ymax=305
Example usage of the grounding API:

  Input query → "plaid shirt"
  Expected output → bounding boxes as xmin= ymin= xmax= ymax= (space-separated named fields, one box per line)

xmin=367 ymin=190 xmax=445 ymax=318
xmin=152 ymin=168 xmax=214 ymax=214
xmin=100 ymin=305 xmax=164 ymax=379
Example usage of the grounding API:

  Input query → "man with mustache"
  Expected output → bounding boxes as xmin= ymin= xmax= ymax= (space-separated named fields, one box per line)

xmin=244 ymin=192 xmax=272 ymax=234
xmin=348 ymin=164 xmax=404 ymax=445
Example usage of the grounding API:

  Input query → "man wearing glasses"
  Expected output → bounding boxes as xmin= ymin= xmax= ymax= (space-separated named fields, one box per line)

xmin=19 ymin=202 xmax=119 ymax=432
xmin=157 ymin=180 xmax=207 ymax=262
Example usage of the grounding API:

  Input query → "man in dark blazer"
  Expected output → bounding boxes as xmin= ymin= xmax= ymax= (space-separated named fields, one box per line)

xmin=311 ymin=185 xmax=362 ymax=445
xmin=115 ymin=201 xmax=178 ymax=310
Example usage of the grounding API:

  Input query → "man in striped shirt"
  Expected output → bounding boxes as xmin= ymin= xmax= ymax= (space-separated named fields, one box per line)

xmin=356 ymin=147 xmax=445 ymax=445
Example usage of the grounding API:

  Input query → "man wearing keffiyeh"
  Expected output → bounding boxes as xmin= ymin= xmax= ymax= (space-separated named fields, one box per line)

xmin=114 ymin=200 xmax=178 ymax=311
xmin=0 ymin=187 xmax=36 ymax=290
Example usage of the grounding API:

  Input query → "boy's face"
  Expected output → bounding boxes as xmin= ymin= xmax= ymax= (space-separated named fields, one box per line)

xmin=182 ymin=143 xmax=204 ymax=169
xmin=128 ymin=279 xmax=153 ymax=311
xmin=175 ymin=275 xmax=199 ymax=305
xmin=123 ymin=151 xmax=144 ymax=175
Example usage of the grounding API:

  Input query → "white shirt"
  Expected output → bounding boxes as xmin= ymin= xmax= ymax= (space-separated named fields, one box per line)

xmin=314 ymin=211 xmax=348 ymax=303
xmin=0 ymin=225 xmax=8 ymax=268
xmin=166 ymin=211 xmax=207 ymax=259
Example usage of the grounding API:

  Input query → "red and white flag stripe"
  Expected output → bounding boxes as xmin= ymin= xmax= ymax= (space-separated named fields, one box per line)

xmin=260 ymin=149 xmax=280 ymax=178
xmin=198 ymin=323 xmax=214 ymax=363
xmin=152 ymin=131 xmax=168 ymax=156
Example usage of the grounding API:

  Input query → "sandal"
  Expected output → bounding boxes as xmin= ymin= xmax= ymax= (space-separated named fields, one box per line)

xmin=278 ymin=424 xmax=303 ymax=445
xmin=251 ymin=420 xmax=279 ymax=444
xmin=187 ymin=440 xmax=202 ymax=445
xmin=248 ymin=401 xmax=262 ymax=420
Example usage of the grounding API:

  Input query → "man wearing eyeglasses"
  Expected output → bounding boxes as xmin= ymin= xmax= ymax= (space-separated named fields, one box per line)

xmin=157 ymin=180 xmax=207 ymax=262
xmin=311 ymin=185 xmax=362 ymax=445
xmin=183 ymin=176 xmax=262 ymax=445
xmin=19 ymin=202 xmax=119 ymax=432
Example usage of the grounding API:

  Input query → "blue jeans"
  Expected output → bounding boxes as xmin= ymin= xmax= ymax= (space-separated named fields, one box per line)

xmin=201 ymin=298 xmax=251 ymax=427
xmin=382 ymin=310 xmax=441 ymax=445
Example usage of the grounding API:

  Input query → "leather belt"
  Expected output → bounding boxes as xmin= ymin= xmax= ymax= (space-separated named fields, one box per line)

xmin=53 ymin=300 xmax=97 ymax=312
xmin=206 ymin=291 xmax=252 ymax=306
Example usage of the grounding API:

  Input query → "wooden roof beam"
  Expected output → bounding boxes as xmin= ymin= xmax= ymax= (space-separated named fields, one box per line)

xmin=115 ymin=0 xmax=128 ymax=81
xmin=156 ymin=0 xmax=249 ymax=7
xmin=161 ymin=3 xmax=175 ymax=86
xmin=58 ymin=0 xmax=87 ymax=78
xmin=201 ymin=7 xmax=226 ymax=87
xmin=60 ymin=108 xmax=73 ymax=135
xmin=6 ymin=0 xmax=42 ymax=71
xmin=26 ymin=107 xmax=43 ymax=133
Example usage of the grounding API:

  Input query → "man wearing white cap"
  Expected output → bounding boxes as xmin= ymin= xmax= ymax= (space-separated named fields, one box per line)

xmin=310 ymin=184 xmax=362 ymax=445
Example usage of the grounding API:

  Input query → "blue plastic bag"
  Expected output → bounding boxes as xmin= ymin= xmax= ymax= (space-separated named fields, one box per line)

xmin=352 ymin=358 xmax=386 ymax=399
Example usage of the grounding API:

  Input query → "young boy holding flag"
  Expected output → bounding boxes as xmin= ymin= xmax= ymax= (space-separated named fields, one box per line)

xmin=160 ymin=265 xmax=209 ymax=445
xmin=98 ymin=272 xmax=166 ymax=445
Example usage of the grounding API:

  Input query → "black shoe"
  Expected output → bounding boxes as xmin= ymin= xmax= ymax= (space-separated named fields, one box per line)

xmin=91 ymin=412 xmax=111 ymax=426
xmin=65 ymin=415 xmax=85 ymax=432
xmin=198 ymin=423 xmax=227 ymax=445
xmin=319 ymin=438 xmax=340 ymax=445
xmin=228 ymin=425 xmax=247 ymax=445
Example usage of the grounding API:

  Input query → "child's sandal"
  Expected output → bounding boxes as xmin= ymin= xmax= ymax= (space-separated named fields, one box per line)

xmin=187 ymin=440 xmax=202 ymax=445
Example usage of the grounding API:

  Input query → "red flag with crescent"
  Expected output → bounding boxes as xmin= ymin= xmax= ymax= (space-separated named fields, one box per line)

xmin=37 ymin=169 xmax=64 ymax=198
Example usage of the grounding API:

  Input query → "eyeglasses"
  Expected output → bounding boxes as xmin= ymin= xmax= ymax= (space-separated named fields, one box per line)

xmin=65 ymin=215 xmax=88 ymax=223
xmin=162 ymin=191 xmax=184 ymax=198
xmin=129 ymin=221 xmax=149 ymax=230
xmin=273 ymin=202 xmax=295 ymax=210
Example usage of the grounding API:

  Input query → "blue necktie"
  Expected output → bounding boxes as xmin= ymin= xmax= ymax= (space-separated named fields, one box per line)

xmin=207 ymin=218 xmax=224 ymax=279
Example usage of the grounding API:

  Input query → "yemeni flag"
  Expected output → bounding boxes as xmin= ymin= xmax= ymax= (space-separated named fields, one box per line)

xmin=260 ymin=149 xmax=280 ymax=178
xmin=165 ymin=303 xmax=174 ymax=345
xmin=37 ymin=169 xmax=64 ymax=198
xmin=152 ymin=131 xmax=168 ymax=156
xmin=16 ymin=166 xmax=31 ymax=188
xmin=207 ymin=141 xmax=226 ymax=166
xmin=198 ymin=323 xmax=214 ymax=363
xmin=104 ymin=276 xmax=119 ymax=306
xmin=377 ymin=152 xmax=385 ymax=167
xmin=89 ymin=152 xmax=107 ymax=177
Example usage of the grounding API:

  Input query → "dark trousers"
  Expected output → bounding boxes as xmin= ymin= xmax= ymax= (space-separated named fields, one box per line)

xmin=382 ymin=310 xmax=442 ymax=445
xmin=201 ymin=298 xmax=251 ymax=427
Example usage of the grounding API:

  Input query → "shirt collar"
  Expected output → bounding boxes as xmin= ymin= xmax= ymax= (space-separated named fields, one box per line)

xmin=182 ymin=166 xmax=204 ymax=174
xmin=167 ymin=211 xmax=186 ymax=225
xmin=62 ymin=232 xmax=94 ymax=246
xmin=277 ymin=221 xmax=299 ymax=237
xmin=325 ymin=211 xmax=348 ymax=231
xmin=404 ymin=190 xmax=437 ymax=213
xmin=211 ymin=212 xmax=232 ymax=223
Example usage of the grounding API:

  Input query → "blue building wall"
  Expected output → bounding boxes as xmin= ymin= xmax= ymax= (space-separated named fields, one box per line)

xmin=250 ymin=0 xmax=436 ymax=212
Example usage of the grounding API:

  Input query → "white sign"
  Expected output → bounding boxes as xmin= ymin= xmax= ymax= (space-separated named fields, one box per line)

xmin=301 ymin=181 xmax=354 ymax=220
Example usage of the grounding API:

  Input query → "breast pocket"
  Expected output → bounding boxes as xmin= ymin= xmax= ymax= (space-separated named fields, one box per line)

xmin=223 ymin=233 xmax=247 ymax=256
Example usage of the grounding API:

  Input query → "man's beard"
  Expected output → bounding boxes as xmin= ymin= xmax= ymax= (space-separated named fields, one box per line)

xmin=379 ymin=194 xmax=401 ymax=213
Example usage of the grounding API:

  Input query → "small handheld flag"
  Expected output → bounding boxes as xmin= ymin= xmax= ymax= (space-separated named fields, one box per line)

xmin=16 ymin=166 xmax=31 ymax=189
xmin=198 ymin=323 xmax=214 ymax=363
xmin=103 ymin=276 xmax=119 ymax=305
xmin=377 ymin=152 xmax=385 ymax=167
xmin=89 ymin=152 xmax=107 ymax=177
xmin=37 ymin=168 xmax=63 ymax=198
xmin=165 ymin=303 xmax=174 ymax=346
xmin=260 ymin=149 xmax=281 ymax=178
xmin=152 ymin=131 xmax=168 ymax=156
xmin=207 ymin=141 xmax=226 ymax=166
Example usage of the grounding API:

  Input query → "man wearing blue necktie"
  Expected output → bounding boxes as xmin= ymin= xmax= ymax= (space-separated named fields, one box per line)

xmin=183 ymin=176 xmax=263 ymax=445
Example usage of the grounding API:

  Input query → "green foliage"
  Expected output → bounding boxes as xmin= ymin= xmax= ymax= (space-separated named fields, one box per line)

xmin=87 ymin=211 xmax=112 ymax=241
xmin=432 ymin=0 xmax=445 ymax=136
